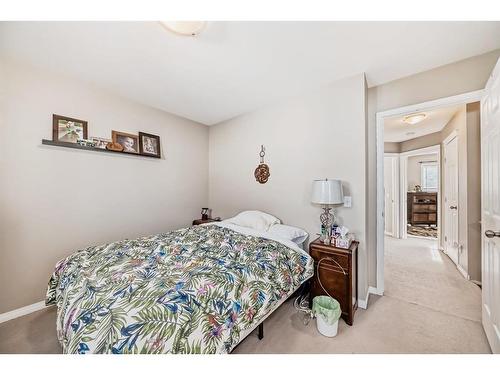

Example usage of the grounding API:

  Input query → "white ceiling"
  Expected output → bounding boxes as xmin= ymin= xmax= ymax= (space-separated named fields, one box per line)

xmin=384 ymin=105 xmax=463 ymax=142
xmin=1 ymin=22 xmax=499 ymax=125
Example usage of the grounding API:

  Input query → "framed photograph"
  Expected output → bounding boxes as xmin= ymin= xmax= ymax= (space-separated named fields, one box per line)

xmin=90 ymin=137 xmax=111 ymax=149
xmin=139 ymin=132 xmax=161 ymax=158
xmin=52 ymin=114 xmax=88 ymax=143
xmin=112 ymin=131 xmax=139 ymax=154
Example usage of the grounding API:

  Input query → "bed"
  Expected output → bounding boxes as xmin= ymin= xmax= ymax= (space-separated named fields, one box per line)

xmin=46 ymin=220 xmax=313 ymax=354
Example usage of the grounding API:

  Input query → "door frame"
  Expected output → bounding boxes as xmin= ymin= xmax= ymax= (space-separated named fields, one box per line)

xmin=384 ymin=153 xmax=400 ymax=238
xmin=398 ymin=145 xmax=441 ymax=241
xmin=376 ymin=89 xmax=483 ymax=295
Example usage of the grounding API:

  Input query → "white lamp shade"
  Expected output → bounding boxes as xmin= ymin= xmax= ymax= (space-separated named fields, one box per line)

xmin=311 ymin=179 xmax=344 ymax=205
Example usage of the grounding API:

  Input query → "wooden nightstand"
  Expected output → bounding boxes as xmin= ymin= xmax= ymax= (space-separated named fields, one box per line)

xmin=309 ymin=238 xmax=358 ymax=325
xmin=192 ymin=218 xmax=221 ymax=226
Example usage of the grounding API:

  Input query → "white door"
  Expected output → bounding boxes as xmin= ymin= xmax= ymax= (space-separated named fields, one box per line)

xmin=443 ymin=134 xmax=459 ymax=265
xmin=384 ymin=156 xmax=397 ymax=237
xmin=481 ymin=57 xmax=500 ymax=353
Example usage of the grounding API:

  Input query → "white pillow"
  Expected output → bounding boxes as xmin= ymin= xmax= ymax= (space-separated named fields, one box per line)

xmin=224 ymin=210 xmax=281 ymax=232
xmin=267 ymin=224 xmax=309 ymax=245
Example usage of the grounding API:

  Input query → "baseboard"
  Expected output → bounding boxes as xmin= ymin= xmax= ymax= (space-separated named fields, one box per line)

xmin=407 ymin=234 xmax=438 ymax=241
xmin=368 ymin=286 xmax=384 ymax=296
xmin=457 ymin=265 xmax=470 ymax=280
xmin=0 ymin=301 xmax=48 ymax=324
xmin=358 ymin=293 xmax=369 ymax=309
xmin=358 ymin=286 xmax=384 ymax=310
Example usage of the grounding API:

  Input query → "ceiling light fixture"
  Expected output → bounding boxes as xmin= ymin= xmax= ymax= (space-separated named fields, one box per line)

xmin=160 ymin=21 xmax=206 ymax=36
xmin=403 ymin=113 xmax=427 ymax=125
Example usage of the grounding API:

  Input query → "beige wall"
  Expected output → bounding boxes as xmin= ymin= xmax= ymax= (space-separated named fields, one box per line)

xmin=407 ymin=154 xmax=438 ymax=192
xmin=385 ymin=131 xmax=442 ymax=154
xmin=400 ymin=132 xmax=442 ymax=153
xmin=0 ymin=59 xmax=209 ymax=313
xmin=384 ymin=142 xmax=400 ymax=153
xmin=367 ymin=49 xmax=500 ymax=288
xmin=208 ymin=74 xmax=369 ymax=298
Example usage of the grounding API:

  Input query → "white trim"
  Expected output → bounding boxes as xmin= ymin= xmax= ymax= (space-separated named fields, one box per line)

xmin=407 ymin=234 xmax=438 ymax=241
xmin=368 ymin=286 xmax=383 ymax=296
xmin=383 ymin=153 xmax=400 ymax=238
xmin=375 ymin=89 xmax=483 ymax=297
xmin=457 ymin=264 xmax=471 ymax=280
xmin=399 ymin=145 xmax=441 ymax=157
xmin=358 ymin=286 xmax=383 ymax=310
xmin=0 ymin=301 xmax=48 ymax=324
xmin=376 ymin=113 xmax=386 ymax=295
xmin=358 ymin=289 xmax=370 ymax=309
xmin=376 ymin=90 xmax=483 ymax=121
xmin=442 ymin=129 xmax=458 ymax=146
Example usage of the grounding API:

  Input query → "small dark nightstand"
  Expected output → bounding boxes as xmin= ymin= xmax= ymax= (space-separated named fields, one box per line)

xmin=309 ymin=238 xmax=358 ymax=325
xmin=192 ymin=218 xmax=221 ymax=226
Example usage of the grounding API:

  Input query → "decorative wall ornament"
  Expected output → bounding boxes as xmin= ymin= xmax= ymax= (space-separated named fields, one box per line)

xmin=254 ymin=145 xmax=270 ymax=184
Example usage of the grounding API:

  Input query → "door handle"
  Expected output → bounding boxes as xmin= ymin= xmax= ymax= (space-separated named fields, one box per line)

xmin=450 ymin=205 xmax=458 ymax=210
xmin=485 ymin=230 xmax=500 ymax=238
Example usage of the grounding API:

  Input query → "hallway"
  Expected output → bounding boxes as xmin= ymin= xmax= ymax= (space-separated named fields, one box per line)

xmin=384 ymin=235 xmax=489 ymax=349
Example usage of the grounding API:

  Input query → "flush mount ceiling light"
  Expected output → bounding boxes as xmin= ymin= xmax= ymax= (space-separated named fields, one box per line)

xmin=160 ymin=21 xmax=206 ymax=36
xmin=403 ymin=113 xmax=427 ymax=125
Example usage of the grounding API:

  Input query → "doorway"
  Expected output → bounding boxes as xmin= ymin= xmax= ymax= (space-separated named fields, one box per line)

xmin=397 ymin=145 xmax=441 ymax=242
xmin=375 ymin=90 xmax=483 ymax=295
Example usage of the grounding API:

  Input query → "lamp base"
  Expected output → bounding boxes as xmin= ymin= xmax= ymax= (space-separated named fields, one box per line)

xmin=320 ymin=206 xmax=334 ymax=244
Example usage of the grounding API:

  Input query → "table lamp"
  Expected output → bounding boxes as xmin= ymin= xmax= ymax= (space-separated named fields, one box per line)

xmin=311 ymin=179 xmax=344 ymax=243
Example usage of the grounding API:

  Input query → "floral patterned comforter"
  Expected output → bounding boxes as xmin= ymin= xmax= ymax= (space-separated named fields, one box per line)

xmin=46 ymin=223 xmax=313 ymax=354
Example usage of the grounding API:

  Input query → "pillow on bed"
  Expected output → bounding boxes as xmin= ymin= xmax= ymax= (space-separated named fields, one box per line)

xmin=267 ymin=224 xmax=309 ymax=245
xmin=224 ymin=210 xmax=281 ymax=232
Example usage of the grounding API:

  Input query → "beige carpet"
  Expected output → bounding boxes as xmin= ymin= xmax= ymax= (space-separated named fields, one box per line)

xmin=0 ymin=236 xmax=491 ymax=354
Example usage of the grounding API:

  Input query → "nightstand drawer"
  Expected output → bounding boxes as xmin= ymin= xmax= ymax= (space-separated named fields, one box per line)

xmin=310 ymin=248 xmax=349 ymax=272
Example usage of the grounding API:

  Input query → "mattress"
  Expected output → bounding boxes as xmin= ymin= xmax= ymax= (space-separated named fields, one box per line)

xmin=46 ymin=222 xmax=313 ymax=354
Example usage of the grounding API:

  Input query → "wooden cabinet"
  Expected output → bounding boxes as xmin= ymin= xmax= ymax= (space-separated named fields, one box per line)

xmin=407 ymin=192 xmax=438 ymax=226
xmin=309 ymin=239 xmax=358 ymax=325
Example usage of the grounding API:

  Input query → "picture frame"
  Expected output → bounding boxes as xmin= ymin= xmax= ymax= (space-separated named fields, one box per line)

xmin=139 ymin=132 xmax=161 ymax=158
xmin=112 ymin=131 xmax=139 ymax=154
xmin=52 ymin=114 xmax=88 ymax=144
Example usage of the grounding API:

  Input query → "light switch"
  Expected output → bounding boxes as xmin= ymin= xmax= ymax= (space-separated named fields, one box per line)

xmin=343 ymin=196 xmax=352 ymax=208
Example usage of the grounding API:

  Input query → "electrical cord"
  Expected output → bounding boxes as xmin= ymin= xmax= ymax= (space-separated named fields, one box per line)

xmin=294 ymin=256 xmax=346 ymax=325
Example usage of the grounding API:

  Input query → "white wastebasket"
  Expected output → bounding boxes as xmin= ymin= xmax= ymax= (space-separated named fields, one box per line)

xmin=312 ymin=295 xmax=341 ymax=338
xmin=316 ymin=311 xmax=339 ymax=337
